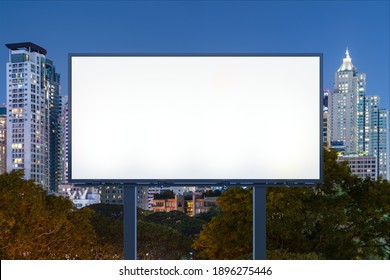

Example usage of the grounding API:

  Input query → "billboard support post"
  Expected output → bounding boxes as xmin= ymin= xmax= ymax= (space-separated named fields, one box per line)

xmin=253 ymin=186 xmax=267 ymax=260
xmin=123 ymin=185 xmax=137 ymax=260
xmin=124 ymin=184 xmax=267 ymax=260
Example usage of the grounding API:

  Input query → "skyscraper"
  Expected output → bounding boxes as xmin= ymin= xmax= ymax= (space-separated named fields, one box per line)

xmin=62 ymin=100 xmax=69 ymax=184
xmin=323 ymin=90 xmax=330 ymax=148
xmin=377 ymin=109 xmax=388 ymax=178
xmin=46 ymin=58 xmax=62 ymax=192
xmin=330 ymin=49 xmax=364 ymax=153
xmin=5 ymin=42 xmax=62 ymax=190
xmin=329 ymin=49 xmax=388 ymax=180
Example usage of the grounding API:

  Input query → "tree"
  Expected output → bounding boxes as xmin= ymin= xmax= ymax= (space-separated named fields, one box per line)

xmin=267 ymin=149 xmax=390 ymax=259
xmin=0 ymin=171 xmax=96 ymax=259
xmin=194 ymin=206 xmax=221 ymax=223
xmin=88 ymin=203 xmax=123 ymax=220
xmin=204 ymin=190 xmax=222 ymax=197
xmin=87 ymin=204 xmax=124 ymax=259
xmin=154 ymin=190 xmax=175 ymax=199
xmin=193 ymin=149 xmax=390 ymax=260
xmin=193 ymin=187 xmax=253 ymax=259
xmin=137 ymin=220 xmax=193 ymax=259
xmin=142 ymin=210 xmax=205 ymax=237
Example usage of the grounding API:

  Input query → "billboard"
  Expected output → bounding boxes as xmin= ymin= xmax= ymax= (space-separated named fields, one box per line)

xmin=69 ymin=55 xmax=322 ymax=185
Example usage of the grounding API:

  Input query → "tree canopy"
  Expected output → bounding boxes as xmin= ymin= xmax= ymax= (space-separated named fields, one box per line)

xmin=140 ymin=210 xmax=205 ymax=237
xmin=267 ymin=149 xmax=390 ymax=259
xmin=193 ymin=187 xmax=253 ymax=259
xmin=87 ymin=204 xmax=124 ymax=259
xmin=0 ymin=171 xmax=96 ymax=259
xmin=137 ymin=220 xmax=193 ymax=259
xmin=154 ymin=190 xmax=175 ymax=199
xmin=193 ymin=149 xmax=390 ymax=260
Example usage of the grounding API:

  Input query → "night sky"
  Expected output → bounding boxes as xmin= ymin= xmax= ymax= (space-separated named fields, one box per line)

xmin=0 ymin=0 xmax=389 ymax=110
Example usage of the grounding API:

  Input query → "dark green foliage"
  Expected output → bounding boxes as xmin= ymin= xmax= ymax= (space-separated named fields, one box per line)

xmin=137 ymin=207 xmax=153 ymax=220
xmin=154 ymin=190 xmax=175 ymax=199
xmin=193 ymin=188 xmax=253 ymax=259
xmin=0 ymin=171 xmax=96 ymax=259
xmin=267 ymin=149 xmax=390 ymax=259
xmin=137 ymin=220 xmax=193 ymax=260
xmin=142 ymin=210 xmax=205 ymax=237
xmin=3 ymin=147 xmax=388 ymax=260
xmin=193 ymin=149 xmax=390 ymax=260
xmin=87 ymin=204 xmax=123 ymax=259
xmin=204 ymin=189 xmax=222 ymax=197
xmin=267 ymin=249 xmax=323 ymax=260
xmin=88 ymin=203 xmax=123 ymax=220
xmin=194 ymin=206 xmax=221 ymax=223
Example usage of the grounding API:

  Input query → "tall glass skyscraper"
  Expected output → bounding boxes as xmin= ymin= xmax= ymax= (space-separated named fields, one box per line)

xmin=5 ymin=42 xmax=63 ymax=190
xmin=377 ymin=109 xmax=388 ymax=178
xmin=46 ymin=58 xmax=62 ymax=192
xmin=61 ymin=100 xmax=69 ymax=184
xmin=329 ymin=49 xmax=388 ymax=180
xmin=330 ymin=49 xmax=363 ymax=153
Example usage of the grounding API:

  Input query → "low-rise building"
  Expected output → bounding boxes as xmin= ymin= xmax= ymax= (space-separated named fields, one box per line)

xmin=152 ymin=194 xmax=184 ymax=212
xmin=99 ymin=185 xmax=123 ymax=204
xmin=58 ymin=184 xmax=101 ymax=209
xmin=185 ymin=192 xmax=218 ymax=216
xmin=337 ymin=154 xmax=377 ymax=181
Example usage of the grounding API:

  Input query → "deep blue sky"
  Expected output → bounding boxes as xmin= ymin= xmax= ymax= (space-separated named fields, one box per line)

xmin=0 ymin=0 xmax=389 ymax=110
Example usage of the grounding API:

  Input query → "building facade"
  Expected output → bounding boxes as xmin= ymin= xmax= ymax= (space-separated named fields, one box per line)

xmin=323 ymin=90 xmax=330 ymax=148
xmin=323 ymin=109 xmax=330 ymax=148
xmin=58 ymin=184 xmax=101 ymax=209
xmin=46 ymin=58 xmax=63 ymax=192
xmin=152 ymin=194 xmax=185 ymax=213
xmin=137 ymin=186 xmax=149 ymax=210
xmin=337 ymin=155 xmax=377 ymax=181
xmin=99 ymin=185 xmax=124 ymax=204
xmin=0 ymin=107 xmax=6 ymax=174
xmin=151 ymin=191 xmax=219 ymax=216
xmin=5 ymin=42 xmax=64 ymax=190
xmin=377 ymin=109 xmax=388 ymax=178
xmin=329 ymin=49 xmax=363 ymax=153
xmin=6 ymin=42 xmax=50 ymax=189
xmin=61 ymin=100 xmax=69 ymax=183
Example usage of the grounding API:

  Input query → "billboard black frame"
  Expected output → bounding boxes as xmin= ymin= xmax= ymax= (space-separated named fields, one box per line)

xmin=68 ymin=53 xmax=323 ymax=186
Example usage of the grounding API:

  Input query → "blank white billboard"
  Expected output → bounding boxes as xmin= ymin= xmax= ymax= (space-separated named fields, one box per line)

xmin=70 ymin=55 xmax=321 ymax=183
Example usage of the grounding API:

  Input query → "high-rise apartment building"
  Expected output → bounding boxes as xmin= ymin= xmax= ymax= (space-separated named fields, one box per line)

xmin=377 ymin=109 xmax=388 ymax=178
xmin=323 ymin=90 xmax=330 ymax=148
xmin=0 ymin=107 xmax=6 ymax=175
xmin=46 ymin=59 xmax=62 ymax=192
xmin=5 ymin=42 xmax=62 ymax=190
xmin=363 ymin=97 xmax=388 ymax=178
xmin=323 ymin=109 xmax=330 ymax=148
xmin=62 ymin=100 xmax=69 ymax=183
xmin=329 ymin=49 xmax=388 ymax=180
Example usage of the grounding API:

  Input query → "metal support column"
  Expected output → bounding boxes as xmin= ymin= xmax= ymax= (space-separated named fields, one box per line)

xmin=123 ymin=185 xmax=137 ymax=260
xmin=253 ymin=186 xmax=266 ymax=260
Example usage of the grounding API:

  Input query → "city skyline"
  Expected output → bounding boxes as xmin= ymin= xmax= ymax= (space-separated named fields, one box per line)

xmin=1 ymin=1 xmax=389 ymax=185
xmin=329 ymin=49 xmax=388 ymax=179
xmin=0 ymin=1 xmax=389 ymax=111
